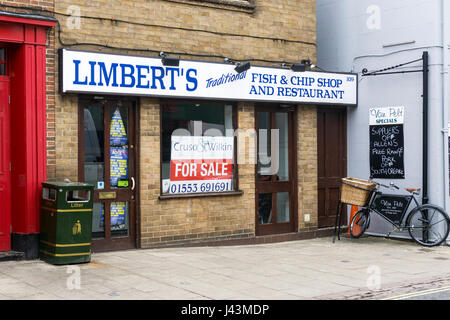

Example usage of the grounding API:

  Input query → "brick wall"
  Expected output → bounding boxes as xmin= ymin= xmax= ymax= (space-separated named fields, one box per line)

xmin=297 ymin=105 xmax=318 ymax=230
xmin=0 ymin=0 xmax=53 ymax=11
xmin=51 ymin=0 xmax=318 ymax=247
xmin=53 ymin=0 xmax=315 ymax=65
xmin=46 ymin=26 xmax=56 ymax=180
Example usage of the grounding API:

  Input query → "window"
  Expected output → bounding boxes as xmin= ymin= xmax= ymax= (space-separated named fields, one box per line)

xmin=161 ymin=100 xmax=237 ymax=196
xmin=0 ymin=49 xmax=6 ymax=76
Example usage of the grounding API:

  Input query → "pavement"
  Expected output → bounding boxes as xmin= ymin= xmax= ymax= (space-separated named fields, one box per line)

xmin=1 ymin=235 xmax=450 ymax=300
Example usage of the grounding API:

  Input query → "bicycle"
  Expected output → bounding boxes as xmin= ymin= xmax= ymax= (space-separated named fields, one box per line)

xmin=350 ymin=181 xmax=450 ymax=247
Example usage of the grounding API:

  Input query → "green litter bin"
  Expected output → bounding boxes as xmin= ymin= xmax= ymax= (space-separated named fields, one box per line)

xmin=40 ymin=182 xmax=94 ymax=265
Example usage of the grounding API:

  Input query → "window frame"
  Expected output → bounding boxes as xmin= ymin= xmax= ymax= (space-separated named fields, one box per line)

xmin=159 ymin=98 xmax=242 ymax=199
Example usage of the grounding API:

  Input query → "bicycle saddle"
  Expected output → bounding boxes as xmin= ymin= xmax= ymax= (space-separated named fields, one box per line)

xmin=405 ymin=188 xmax=421 ymax=193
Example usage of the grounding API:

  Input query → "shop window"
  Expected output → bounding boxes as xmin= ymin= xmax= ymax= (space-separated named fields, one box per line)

xmin=0 ymin=49 xmax=6 ymax=75
xmin=161 ymin=101 xmax=236 ymax=196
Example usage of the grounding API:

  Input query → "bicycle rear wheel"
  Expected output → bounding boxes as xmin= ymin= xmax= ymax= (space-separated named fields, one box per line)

xmin=350 ymin=209 xmax=370 ymax=238
xmin=407 ymin=205 xmax=450 ymax=247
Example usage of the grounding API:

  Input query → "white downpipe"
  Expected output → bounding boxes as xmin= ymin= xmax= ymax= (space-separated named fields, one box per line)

xmin=441 ymin=0 xmax=450 ymax=244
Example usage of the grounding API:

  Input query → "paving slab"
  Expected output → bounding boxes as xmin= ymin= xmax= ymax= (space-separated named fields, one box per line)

xmin=0 ymin=236 xmax=449 ymax=299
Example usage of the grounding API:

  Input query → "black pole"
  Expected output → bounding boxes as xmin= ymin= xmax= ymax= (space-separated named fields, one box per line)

xmin=422 ymin=51 xmax=429 ymax=205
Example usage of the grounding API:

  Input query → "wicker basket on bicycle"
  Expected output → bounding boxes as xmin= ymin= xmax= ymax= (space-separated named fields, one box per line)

xmin=340 ymin=178 xmax=377 ymax=206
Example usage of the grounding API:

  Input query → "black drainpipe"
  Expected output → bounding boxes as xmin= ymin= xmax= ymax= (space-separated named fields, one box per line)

xmin=422 ymin=51 xmax=429 ymax=205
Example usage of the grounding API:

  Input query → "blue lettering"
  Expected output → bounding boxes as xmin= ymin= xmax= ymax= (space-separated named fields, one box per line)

xmin=151 ymin=66 xmax=165 ymax=90
xmin=251 ymin=73 xmax=277 ymax=84
xmin=316 ymin=89 xmax=323 ymax=99
xmin=120 ymin=64 xmax=135 ymax=88
xmin=136 ymin=65 xmax=150 ymax=89
xmin=73 ymin=60 xmax=88 ymax=85
xmin=290 ymin=76 xmax=314 ymax=87
xmin=186 ymin=69 xmax=197 ymax=92
xmin=165 ymin=67 xmax=180 ymax=90
xmin=331 ymin=90 xmax=338 ymax=99
xmin=248 ymin=85 xmax=274 ymax=95
xmin=317 ymin=78 xmax=324 ymax=87
xmin=88 ymin=61 xmax=96 ymax=85
xmin=318 ymin=78 xmax=342 ymax=88
xmin=98 ymin=62 xmax=118 ymax=87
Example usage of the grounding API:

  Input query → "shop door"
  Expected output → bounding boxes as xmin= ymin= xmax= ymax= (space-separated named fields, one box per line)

xmin=317 ymin=107 xmax=347 ymax=228
xmin=0 ymin=76 xmax=11 ymax=251
xmin=255 ymin=105 xmax=296 ymax=236
xmin=79 ymin=96 xmax=137 ymax=251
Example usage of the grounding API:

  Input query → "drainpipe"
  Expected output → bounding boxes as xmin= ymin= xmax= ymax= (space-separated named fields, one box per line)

xmin=442 ymin=0 xmax=450 ymax=243
xmin=423 ymin=51 xmax=429 ymax=206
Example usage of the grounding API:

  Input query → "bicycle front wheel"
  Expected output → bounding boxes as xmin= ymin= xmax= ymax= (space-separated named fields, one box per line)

xmin=350 ymin=209 xmax=370 ymax=238
xmin=407 ymin=205 xmax=450 ymax=247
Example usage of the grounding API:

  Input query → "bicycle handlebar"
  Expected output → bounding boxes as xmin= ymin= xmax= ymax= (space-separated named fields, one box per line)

xmin=374 ymin=181 xmax=399 ymax=190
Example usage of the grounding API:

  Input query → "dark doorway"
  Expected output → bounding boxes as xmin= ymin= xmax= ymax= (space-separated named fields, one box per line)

xmin=317 ymin=107 xmax=347 ymax=228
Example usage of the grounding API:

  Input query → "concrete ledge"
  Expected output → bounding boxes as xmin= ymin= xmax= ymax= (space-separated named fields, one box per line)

xmin=144 ymin=226 xmax=347 ymax=249
xmin=0 ymin=251 xmax=25 ymax=262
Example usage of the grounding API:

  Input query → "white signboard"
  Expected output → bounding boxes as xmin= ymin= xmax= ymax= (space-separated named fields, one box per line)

xmin=369 ymin=106 xmax=404 ymax=126
xmin=169 ymin=136 xmax=234 ymax=194
xmin=60 ymin=49 xmax=358 ymax=105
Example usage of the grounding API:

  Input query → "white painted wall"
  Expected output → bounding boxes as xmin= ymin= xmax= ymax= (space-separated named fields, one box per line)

xmin=317 ymin=0 xmax=450 ymax=237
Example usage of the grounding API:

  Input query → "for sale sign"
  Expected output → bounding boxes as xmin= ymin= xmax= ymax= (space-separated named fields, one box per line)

xmin=169 ymin=136 xmax=234 ymax=194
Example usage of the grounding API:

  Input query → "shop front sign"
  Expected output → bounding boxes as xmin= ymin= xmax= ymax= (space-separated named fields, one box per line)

xmin=169 ymin=136 xmax=234 ymax=194
xmin=60 ymin=49 xmax=358 ymax=106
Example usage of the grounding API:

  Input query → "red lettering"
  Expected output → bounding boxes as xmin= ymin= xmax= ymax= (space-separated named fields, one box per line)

xmin=170 ymin=159 xmax=232 ymax=181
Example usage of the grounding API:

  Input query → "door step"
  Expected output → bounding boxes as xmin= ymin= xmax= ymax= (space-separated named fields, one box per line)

xmin=0 ymin=251 xmax=25 ymax=262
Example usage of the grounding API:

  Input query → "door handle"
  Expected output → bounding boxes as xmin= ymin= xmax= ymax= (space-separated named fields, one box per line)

xmin=131 ymin=177 xmax=135 ymax=190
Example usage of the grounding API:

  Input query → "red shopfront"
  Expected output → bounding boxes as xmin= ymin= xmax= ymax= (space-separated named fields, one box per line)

xmin=0 ymin=12 xmax=55 ymax=258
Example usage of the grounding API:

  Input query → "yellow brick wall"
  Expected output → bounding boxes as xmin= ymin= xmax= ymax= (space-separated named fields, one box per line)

xmin=53 ymin=0 xmax=316 ymax=66
xmin=139 ymin=99 xmax=256 ymax=246
xmin=297 ymin=105 xmax=318 ymax=230
xmin=54 ymin=93 xmax=79 ymax=182
xmin=51 ymin=0 xmax=318 ymax=247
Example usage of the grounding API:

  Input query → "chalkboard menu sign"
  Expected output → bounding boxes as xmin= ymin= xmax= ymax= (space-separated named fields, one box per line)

xmin=373 ymin=194 xmax=412 ymax=224
xmin=369 ymin=107 xmax=405 ymax=179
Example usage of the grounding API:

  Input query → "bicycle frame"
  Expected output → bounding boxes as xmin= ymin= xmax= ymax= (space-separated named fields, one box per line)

xmin=362 ymin=189 xmax=421 ymax=229
xmin=346 ymin=181 xmax=450 ymax=246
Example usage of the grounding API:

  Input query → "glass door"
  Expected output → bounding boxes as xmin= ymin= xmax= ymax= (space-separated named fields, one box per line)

xmin=79 ymin=96 xmax=137 ymax=251
xmin=255 ymin=105 xmax=296 ymax=235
